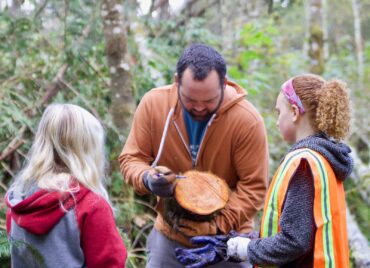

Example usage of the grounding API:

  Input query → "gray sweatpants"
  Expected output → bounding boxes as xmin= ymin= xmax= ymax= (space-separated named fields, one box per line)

xmin=146 ymin=228 xmax=250 ymax=268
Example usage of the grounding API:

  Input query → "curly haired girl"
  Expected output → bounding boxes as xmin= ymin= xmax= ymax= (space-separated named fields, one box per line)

xmin=227 ymin=74 xmax=353 ymax=267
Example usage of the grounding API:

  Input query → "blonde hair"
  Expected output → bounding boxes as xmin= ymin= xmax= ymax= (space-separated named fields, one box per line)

xmin=13 ymin=103 xmax=110 ymax=205
xmin=292 ymin=74 xmax=351 ymax=140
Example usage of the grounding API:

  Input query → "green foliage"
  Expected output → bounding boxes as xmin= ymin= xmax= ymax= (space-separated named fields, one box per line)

xmin=11 ymin=238 xmax=45 ymax=267
xmin=0 ymin=230 xmax=10 ymax=259
xmin=0 ymin=230 xmax=46 ymax=267
xmin=345 ymin=180 xmax=370 ymax=240
xmin=0 ymin=230 xmax=10 ymax=267
xmin=132 ymin=16 xmax=220 ymax=100
xmin=226 ymin=19 xmax=296 ymax=174
xmin=1 ymin=0 xmax=369 ymax=265
xmin=229 ymin=20 xmax=275 ymax=95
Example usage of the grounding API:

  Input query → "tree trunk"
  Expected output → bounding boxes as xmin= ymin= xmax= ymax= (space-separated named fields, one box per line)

xmin=158 ymin=0 xmax=170 ymax=20
xmin=303 ymin=0 xmax=310 ymax=57
xmin=10 ymin=0 xmax=24 ymax=18
xmin=322 ymin=0 xmax=329 ymax=60
xmin=101 ymin=0 xmax=135 ymax=135
xmin=307 ymin=0 xmax=325 ymax=75
xmin=351 ymin=0 xmax=364 ymax=89
xmin=149 ymin=0 xmax=169 ymax=18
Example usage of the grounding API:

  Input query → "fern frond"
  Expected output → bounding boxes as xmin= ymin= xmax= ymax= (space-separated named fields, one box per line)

xmin=0 ymin=230 xmax=10 ymax=258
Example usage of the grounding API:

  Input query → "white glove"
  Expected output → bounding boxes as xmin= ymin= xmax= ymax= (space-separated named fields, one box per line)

xmin=227 ymin=236 xmax=251 ymax=261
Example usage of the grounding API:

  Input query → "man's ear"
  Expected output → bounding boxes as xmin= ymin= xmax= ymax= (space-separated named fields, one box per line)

xmin=174 ymin=73 xmax=179 ymax=85
xmin=223 ymin=77 xmax=228 ymax=90
xmin=291 ymin=105 xmax=300 ymax=122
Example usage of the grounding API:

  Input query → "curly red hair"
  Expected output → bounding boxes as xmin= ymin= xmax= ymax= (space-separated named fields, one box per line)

xmin=292 ymin=74 xmax=351 ymax=140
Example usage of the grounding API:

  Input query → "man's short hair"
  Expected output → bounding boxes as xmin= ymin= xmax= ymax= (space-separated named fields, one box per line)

xmin=176 ymin=44 xmax=226 ymax=87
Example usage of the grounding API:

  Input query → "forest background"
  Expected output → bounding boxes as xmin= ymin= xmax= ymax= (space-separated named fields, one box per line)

xmin=0 ymin=0 xmax=369 ymax=267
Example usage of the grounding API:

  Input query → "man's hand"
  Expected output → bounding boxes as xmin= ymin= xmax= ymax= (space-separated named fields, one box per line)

xmin=142 ymin=166 xmax=176 ymax=197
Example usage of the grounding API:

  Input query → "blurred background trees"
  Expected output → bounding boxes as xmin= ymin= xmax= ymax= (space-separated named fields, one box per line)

xmin=0 ymin=0 xmax=369 ymax=267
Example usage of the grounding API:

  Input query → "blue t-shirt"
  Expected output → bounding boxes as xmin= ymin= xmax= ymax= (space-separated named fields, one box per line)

xmin=183 ymin=108 xmax=210 ymax=165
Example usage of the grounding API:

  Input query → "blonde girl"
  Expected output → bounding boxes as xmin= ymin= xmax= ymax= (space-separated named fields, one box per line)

xmin=6 ymin=103 xmax=127 ymax=268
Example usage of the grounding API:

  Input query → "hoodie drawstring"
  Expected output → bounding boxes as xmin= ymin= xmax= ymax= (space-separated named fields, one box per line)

xmin=151 ymin=108 xmax=175 ymax=168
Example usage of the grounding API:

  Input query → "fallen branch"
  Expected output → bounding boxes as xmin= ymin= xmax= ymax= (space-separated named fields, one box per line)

xmin=0 ymin=138 xmax=24 ymax=162
xmin=347 ymin=209 xmax=370 ymax=267
xmin=0 ymin=181 xmax=8 ymax=192
xmin=0 ymin=126 xmax=26 ymax=161
xmin=1 ymin=162 xmax=15 ymax=178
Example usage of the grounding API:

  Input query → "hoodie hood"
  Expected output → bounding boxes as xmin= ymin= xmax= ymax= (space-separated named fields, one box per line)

xmin=6 ymin=182 xmax=89 ymax=235
xmin=287 ymin=132 xmax=353 ymax=181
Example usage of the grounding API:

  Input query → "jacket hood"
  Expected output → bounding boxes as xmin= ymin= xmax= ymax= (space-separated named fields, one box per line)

xmin=287 ymin=133 xmax=354 ymax=181
xmin=217 ymin=80 xmax=247 ymax=115
xmin=6 ymin=182 xmax=89 ymax=235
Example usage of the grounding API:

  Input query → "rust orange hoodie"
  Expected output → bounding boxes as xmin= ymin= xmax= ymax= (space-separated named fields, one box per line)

xmin=119 ymin=81 xmax=269 ymax=246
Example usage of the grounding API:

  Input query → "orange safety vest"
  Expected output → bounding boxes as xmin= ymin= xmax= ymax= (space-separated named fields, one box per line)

xmin=260 ymin=148 xmax=349 ymax=268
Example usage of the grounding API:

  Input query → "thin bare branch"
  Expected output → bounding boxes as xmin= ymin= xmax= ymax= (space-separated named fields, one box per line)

xmin=131 ymin=222 xmax=153 ymax=248
xmin=0 ymin=181 xmax=8 ymax=192
xmin=0 ymin=139 xmax=24 ymax=162
xmin=59 ymin=78 xmax=101 ymax=121
xmin=0 ymin=126 xmax=26 ymax=161
xmin=155 ymin=0 xmax=218 ymax=38
xmin=1 ymin=162 xmax=15 ymax=178
xmin=76 ymin=53 xmax=110 ymax=88
xmin=33 ymin=0 xmax=50 ymax=19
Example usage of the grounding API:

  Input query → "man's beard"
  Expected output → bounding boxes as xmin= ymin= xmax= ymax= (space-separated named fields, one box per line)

xmin=178 ymin=87 xmax=224 ymax=122
xmin=187 ymin=109 xmax=216 ymax=122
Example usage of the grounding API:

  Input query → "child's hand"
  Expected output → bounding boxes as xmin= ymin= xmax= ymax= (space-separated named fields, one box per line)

xmin=227 ymin=236 xmax=251 ymax=261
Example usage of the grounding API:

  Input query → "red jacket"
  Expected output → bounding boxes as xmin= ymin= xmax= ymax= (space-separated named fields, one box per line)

xmin=6 ymin=182 xmax=127 ymax=267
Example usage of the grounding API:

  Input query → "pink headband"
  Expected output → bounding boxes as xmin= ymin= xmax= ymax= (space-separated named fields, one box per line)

xmin=281 ymin=78 xmax=305 ymax=114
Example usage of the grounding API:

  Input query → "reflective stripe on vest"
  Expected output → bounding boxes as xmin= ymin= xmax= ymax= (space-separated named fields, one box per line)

xmin=259 ymin=148 xmax=349 ymax=268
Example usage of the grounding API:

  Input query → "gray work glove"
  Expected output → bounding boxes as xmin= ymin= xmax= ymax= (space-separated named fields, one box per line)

xmin=142 ymin=166 xmax=176 ymax=197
